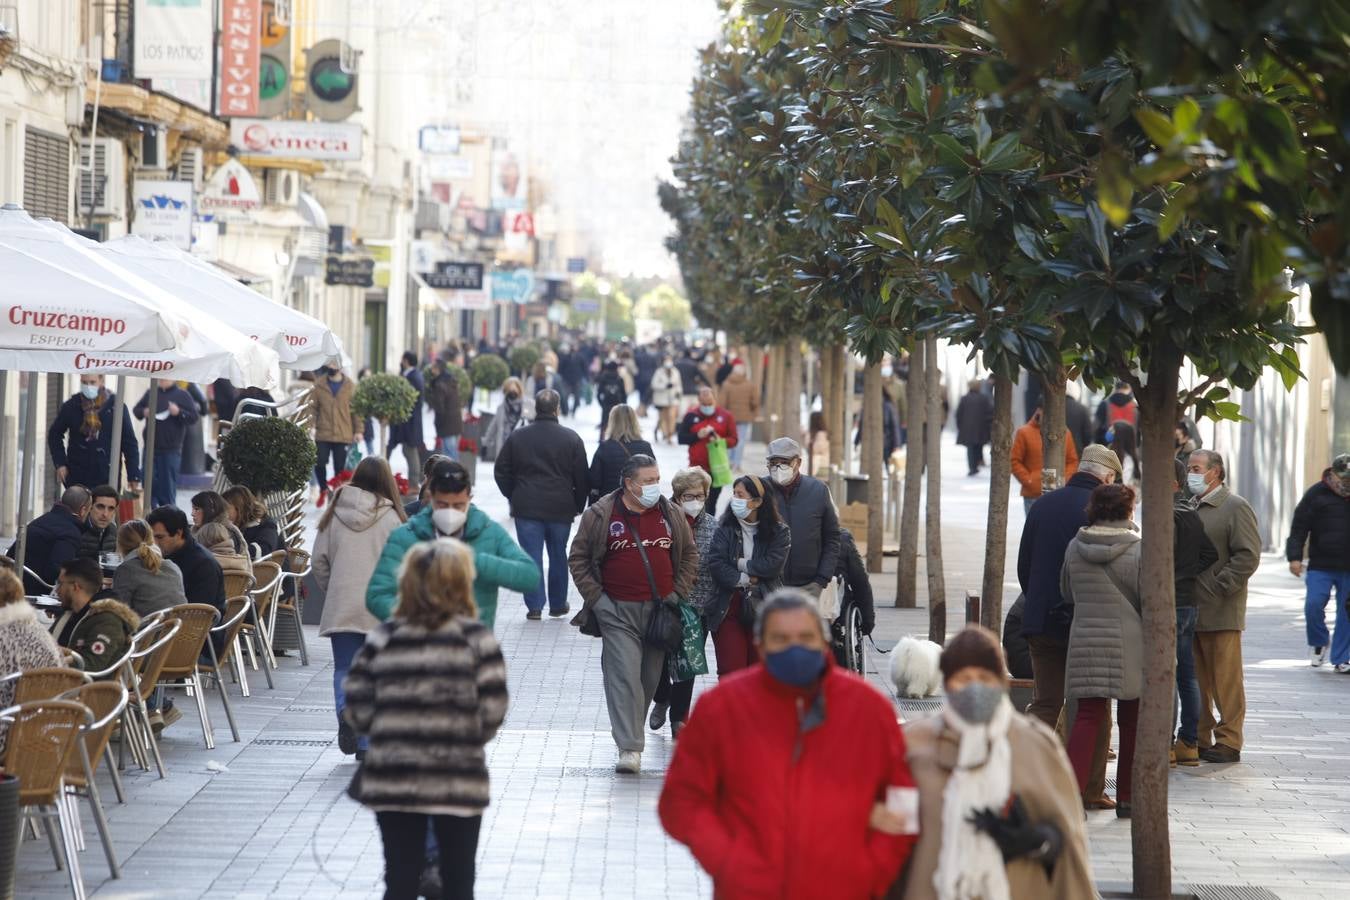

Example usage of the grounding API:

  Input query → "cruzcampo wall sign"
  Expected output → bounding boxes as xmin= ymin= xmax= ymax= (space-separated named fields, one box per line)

xmin=257 ymin=0 xmax=291 ymax=118
xmin=304 ymin=39 xmax=359 ymax=122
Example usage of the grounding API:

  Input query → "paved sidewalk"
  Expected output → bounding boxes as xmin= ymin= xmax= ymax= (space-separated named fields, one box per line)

xmin=17 ymin=400 xmax=1350 ymax=898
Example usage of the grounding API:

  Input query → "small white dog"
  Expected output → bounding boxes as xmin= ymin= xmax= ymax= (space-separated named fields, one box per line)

xmin=890 ymin=635 xmax=944 ymax=698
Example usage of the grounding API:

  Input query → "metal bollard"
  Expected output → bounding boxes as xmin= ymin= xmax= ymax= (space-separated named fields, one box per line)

xmin=965 ymin=590 xmax=981 ymax=625
xmin=928 ymin=597 xmax=946 ymax=646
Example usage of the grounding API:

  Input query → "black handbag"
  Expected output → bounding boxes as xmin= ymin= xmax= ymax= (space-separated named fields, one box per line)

xmin=624 ymin=506 xmax=684 ymax=654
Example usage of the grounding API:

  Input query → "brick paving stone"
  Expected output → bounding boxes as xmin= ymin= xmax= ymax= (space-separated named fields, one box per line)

xmin=14 ymin=400 xmax=1350 ymax=898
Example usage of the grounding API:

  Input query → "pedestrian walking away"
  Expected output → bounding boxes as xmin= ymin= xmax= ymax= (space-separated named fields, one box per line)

xmin=650 ymin=355 xmax=682 ymax=443
xmin=595 ymin=360 xmax=629 ymax=437
xmin=426 ymin=355 xmax=464 ymax=459
xmin=1286 ymin=453 xmax=1350 ymax=671
xmin=765 ymin=437 xmax=840 ymax=610
xmin=313 ymin=457 xmax=407 ymax=758
xmin=588 ymin=404 xmax=655 ymax=502
xmin=1188 ymin=449 xmax=1261 ymax=763
xmin=954 ymin=379 xmax=993 ymax=476
xmin=894 ymin=626 xmax=1095 ymax=898
xmin=494 ymin=389 xmax=588 ymax=619
xmin=660 ymin=590 xmax=918 ymax=899
xmin=388 ymin=351 xmax=429 ymax=488
xmin=706 ymin=474 xmax=790 ymax=675
xmin=1059 ymin=483 xmax=1143 ymax=816
xmin=48 ymin=373 xmax=141 ymax=493
xmin=567 ymin=453 xmax=697 ymax=772
xmin=1010 ymin=407 xmax=1080 ymax=515
xmin=344 ymin=538 xmax=507 ymax=900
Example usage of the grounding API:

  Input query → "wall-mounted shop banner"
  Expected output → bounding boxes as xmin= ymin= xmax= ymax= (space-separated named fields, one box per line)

xmin=422 ymin=262 xmax=484 ymax=291
xmin=131 ymin=180 xmax=194 ymax=250
xmin=135 ymin=0 xmax=214 ymax=80
xmin=325 ymin=256 xmax=375 ymax=287
xmin=419 ymin=126 xmax=461 ymax=155
xmin=220 ymin=0 xmax=263 ymax=116
xmin=491 ymin=269 xmax=536 ymax=305
xmin=230 ymin=119 xmax=362 ymax=160
xmin=199 ymin=158 xmax=262 ymax=215
xmin=490 ymin=145 xmax=528 ymax=211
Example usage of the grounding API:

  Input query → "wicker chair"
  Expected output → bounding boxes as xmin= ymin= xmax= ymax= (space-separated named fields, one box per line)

xmin=6 ymin=667 xmax=90 ymax=705
xmin=241 ymin=560 xmax=282 ymax=683
xmin=55 ymin=681 xmax=127 ymax=877
xmin=60 ymin=648 xmax=85 ymax=671
xmin=117 ymin=618 xmax=181 ymax=778
xmin=0 ymin=699 xmax=93 ymax=900
xmin=199 ymin=597 xmax=257 ymax=701
xmin=158 ymin=604 xmax=239 ymax=749
xmin=272 ymin=548 xmax=312 ymax=665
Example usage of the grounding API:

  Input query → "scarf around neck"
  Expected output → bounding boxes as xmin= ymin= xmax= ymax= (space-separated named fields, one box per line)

xmin=934 ymin=695 xmax=1014 ymax=900
xmin=81 ymin=389 xmax=107 ymax=440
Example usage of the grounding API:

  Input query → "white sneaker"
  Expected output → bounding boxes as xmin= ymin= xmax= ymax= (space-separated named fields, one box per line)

xmin=615 ymin=750 xmax=641 ymax=774
xmin=1311 ymin=646 xmax=1327 ymax=667
xmin=1335 ymin=663 xmax=1350 ymax=674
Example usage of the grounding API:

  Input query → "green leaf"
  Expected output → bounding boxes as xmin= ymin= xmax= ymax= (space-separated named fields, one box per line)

xmin=975 ymin=112 xmax=992 ymax=155
xmin=1085 ymin=202 xmax=1111 ymax=267
xmin=1173 ymin=97 xmax=1202 ymax=136
xmin=1013 ymin=223 xmax=1044 ymax=261
xmin=758 ymin=11 xmax=787 ymax=54
xmin=1134 ymin=108 xmax=1177 ymax=148
xmin=874 ymin=197 xmax=911 ymax=249
xmin=928 ymin=133 xmax=972 ymax=169
xmin=1098 ymin=151 xmax=1133 ymax=228
xmin=1158 ymin=185 xmax=1196 ymax=241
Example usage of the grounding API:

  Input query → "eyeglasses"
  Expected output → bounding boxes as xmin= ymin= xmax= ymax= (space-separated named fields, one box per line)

xmin=677 ymin=493 xmax=707 ymax=503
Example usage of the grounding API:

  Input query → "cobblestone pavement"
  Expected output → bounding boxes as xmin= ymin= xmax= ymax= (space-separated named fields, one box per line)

xmin=16 ymin=400 xmax=1350 ymax=898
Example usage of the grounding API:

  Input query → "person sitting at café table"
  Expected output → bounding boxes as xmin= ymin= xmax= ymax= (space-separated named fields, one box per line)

xmin=49 ymin=557 xmax=139 ymax=675
xmin=5 ymin=486 xmax=91 ymax=594
xmin=80 ymin=484 xmax=121 ymax=562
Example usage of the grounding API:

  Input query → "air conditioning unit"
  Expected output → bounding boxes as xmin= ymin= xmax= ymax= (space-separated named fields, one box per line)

xmin=77 ymin=137 xmax=126 ymax=219
xmin=264 ymin=168 xmax=299 ymax=207
xmin=175 ymin=146 xmax=204 ymax=191
xmin=140 ymin=127 xmax=168 ymax=170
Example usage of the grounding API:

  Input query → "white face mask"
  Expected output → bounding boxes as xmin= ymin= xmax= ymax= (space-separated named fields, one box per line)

xmin=699 ymin=405 xmax=715 ymax=416
xmin=881 ymin=366 xmax=893 ymax=378
xmin=770 ymin=464 xmax=796 ymax=486
xmin=635 ymin=483 xmax=662 ymax=509
xmin=1186 ymin=473 xmax=1210 ymax=497
xmin=81 ymin=384 xmax=101 ymax=400
xmin=730 ymin=497 xmax=752 ymax=519
xmin=681 ymin=499 xmax=705 ymax=518
xmin=433 ymin=506 xmax=467 ymax=535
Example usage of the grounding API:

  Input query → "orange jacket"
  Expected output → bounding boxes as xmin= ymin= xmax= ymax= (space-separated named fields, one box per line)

xmin=1010 ymin=419 xmax=1079 ymax=498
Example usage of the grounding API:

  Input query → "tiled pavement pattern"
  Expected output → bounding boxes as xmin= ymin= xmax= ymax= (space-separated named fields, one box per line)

xmin=16 ymin=401 xmax=1350 ymax=898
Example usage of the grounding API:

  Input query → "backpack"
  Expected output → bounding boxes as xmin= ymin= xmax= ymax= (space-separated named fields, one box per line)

xmin=1107 ymin=398 xmax=1137 ymax=428
xmin=597 ymin=378 xmax=625 ymax=407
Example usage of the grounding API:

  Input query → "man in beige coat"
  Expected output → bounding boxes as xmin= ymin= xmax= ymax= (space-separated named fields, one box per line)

xmin=308 ymin=366 xmax=364 ymax=504
xmin=717 ymin=359 xmax=758 ymax=471
xmin=1187 ymin=449 xmax=1261 ymax=763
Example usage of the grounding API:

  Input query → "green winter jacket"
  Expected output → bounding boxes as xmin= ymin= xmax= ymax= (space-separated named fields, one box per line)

xmin=365 ymin=505 xmax=540 ymax=628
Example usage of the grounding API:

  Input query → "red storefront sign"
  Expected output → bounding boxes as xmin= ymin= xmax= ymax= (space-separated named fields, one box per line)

xmin=220 ymin=0 xmax=262 ymax=117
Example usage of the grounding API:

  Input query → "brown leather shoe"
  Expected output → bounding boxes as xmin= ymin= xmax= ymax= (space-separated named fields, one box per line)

xmin=1174 ymin=740 xmax=1200 ymax=767
xmin=1199 ymin=743 xmax=1240 ymax=763
xmin=1084 ymin=794 xmax=1117 ymax=810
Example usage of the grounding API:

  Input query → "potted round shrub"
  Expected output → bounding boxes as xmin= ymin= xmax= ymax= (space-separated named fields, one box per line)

xmin=471 ymin=353 xmax=510 ymax=398
xmin=508 ymin=344 xmax=540 ymax=377
xmin=352 ymin=372 xmax=418 ymax=456
xmin=220 ymin=416 xmax=317 ymax=495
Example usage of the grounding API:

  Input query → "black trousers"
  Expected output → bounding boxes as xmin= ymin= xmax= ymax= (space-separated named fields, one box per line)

xmin=375 ymin=811 xmax=481 ymax=900
xmin=653 ymin=664 xmax=695 ymax=724
xmin=315 ymin=440 xmax=349 ymax=490
xmin=705 ymin=484 xmax=723 ymax=515
xmin=964 ymin=443 xmax=984 ymax=474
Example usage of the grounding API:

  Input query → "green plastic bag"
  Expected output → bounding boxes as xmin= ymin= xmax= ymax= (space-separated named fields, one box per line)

xmin=707 ymin=436 xmax=733 ymax=488
xmin=671 ymin=602 xmax=709 ymax=682
xmin=344 ymin=443 xmax=363 ymax=471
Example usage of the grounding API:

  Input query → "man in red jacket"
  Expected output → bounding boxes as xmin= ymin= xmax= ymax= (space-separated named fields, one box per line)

xmin=659 ymin=590 xmax=917 ymax=899
xmin=677 ymin=385 xmax=738 ymax=514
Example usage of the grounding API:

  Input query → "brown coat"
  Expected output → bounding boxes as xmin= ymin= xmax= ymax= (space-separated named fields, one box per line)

xmin=567 ymin=490 xmax=698 ymax=633
xmin=891 ymin=712 xmax=1096 ymax=900
xmin=307 ymin=378 xmax=363 ymax=444
xmin=1192 ymin=484 xmax=1261 ymax=632
xmin=1010 ymin=419 xmax=1079 ymax=498
xmin=718 ymin=372 xmax=759 ymax=423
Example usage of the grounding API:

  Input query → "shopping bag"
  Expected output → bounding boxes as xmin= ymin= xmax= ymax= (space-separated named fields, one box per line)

xmin=344 ymin=443 xmax=363 ymax=471
xmin=707 ymin=437 xmax=733 ymax=488
xmin=671 ymin=602 xmax=709 ymax=681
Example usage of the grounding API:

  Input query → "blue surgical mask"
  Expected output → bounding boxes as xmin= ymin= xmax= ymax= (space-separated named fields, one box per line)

xmin=637 ymin=483 xmax=662 ymax=509
xmin=765 ymin=645 xmax=826 ymax=687
xmin=699 ymin=405 xmax=715 ymax=416
xmin=80 ymin=384 xmax=100 ymax=400
xmin=730 ymin=497 xmax=752 ymax=519
xmin=1186 ymin=473 xmax=1209 ymax=496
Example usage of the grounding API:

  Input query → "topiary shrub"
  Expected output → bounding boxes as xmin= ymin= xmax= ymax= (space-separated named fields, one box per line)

xmin=471 ymin=354 xmax=510 ymax=391
xmin=352 ymin=372 xmax=418 ymax=425
xmin=221 ymin=417 xmax=316 ymax=495
xmin=508 ymin=344 xmax=540 ymax=375
xmin=444 ymin=363 xmax=472 ymax=398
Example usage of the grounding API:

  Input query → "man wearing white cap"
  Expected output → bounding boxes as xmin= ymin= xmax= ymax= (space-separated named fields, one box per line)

xmin=766 ymin=437 xmax=840 ymax=604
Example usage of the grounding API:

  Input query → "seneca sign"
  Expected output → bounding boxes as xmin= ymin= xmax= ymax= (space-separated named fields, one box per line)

xmin=229 ymin=119 xmax=362 ymax=161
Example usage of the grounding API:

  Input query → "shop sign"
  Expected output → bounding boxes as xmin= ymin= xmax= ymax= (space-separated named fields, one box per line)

xmin=230 ymin=118 xmax=362 ymax=160
xmin=419 ymin=126 xmax=461 ymax=155
xmin=491 ymin=269 xmax=535 ymax=305
xmin=131 ymin=180 xmax=194 ymax=250
xmin=566 ymin=256 xmax=587 ymax=274
xmin=422 ymin=261 xmax=484 ymax=291
xmin=200 ymin=158 xmax=262 ymax=213
xmin=134 ymin=0 xmax=214 ymax=80
xmin=325 ymin=256 xmax=375 ymax=287
xmin=220 ymin=0 xmax=262 ymax=116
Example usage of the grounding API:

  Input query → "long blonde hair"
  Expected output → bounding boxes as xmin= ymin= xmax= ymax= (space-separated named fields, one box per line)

xmin=117 ymin=519 xmax=163 ymax=574
xmin=0 ymin=569 xmax=23 ymax=607
xmin=395 ymin=538 xmax=477 ymax=629
xmin=605 ymin=404 xmax=642 ymax=443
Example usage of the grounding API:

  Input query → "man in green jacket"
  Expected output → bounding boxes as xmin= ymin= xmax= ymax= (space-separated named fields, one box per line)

xmin=365 ymin=460 xmax=539 ymax=628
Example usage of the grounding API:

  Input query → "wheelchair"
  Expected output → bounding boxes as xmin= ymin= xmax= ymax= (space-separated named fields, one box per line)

xmin=829 ymin=575 xmax=867 ymax=676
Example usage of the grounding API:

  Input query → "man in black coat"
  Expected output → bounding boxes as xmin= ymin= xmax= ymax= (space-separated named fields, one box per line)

xmin=765 ymin=437 xmax=841 ymax=602
xmin=388 ymin=351 xmax=428 ymax=485
xmin=48 ymin=374 xmax=141 ymax=492
xmin=954 ymin=379 xmax=994 ymax=476
xmin=494 ymin=390 xmax=589 ymax=619
xmin=79 ymin=485 xmax=121 ymax=561
xmin=1016 ymin=443 xmax=1122 ymax=806
xmin=133 ymin=379 xmax=200 ymax=509
xmin=6 ymin=486 xmax=91 ymax=593
xmin=148 ymin=506 xmax=226 ymax=653
xmin=1286 ymin=453 xmax=1350 ymax=671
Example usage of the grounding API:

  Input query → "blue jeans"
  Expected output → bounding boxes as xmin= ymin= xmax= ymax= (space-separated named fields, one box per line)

xmin=515 ymin=518 xmax=571 ymax=613
xmin=730 ymin=422 xmax=752 ymax=468
xmin=435 ymin=436 xmax=461 ymax=460
xmin=1174 ymin=606 xmax=1200 ymax=745
xmin=1023 ymin=496 xmax=1036 ymax=516
xmin=151 ymin=451 xmax=182 ymax=508
xmin=331 ymin=632 xmax=369 ymax=751
xmin=1305 ymin=568 xmax=1350 ymax=664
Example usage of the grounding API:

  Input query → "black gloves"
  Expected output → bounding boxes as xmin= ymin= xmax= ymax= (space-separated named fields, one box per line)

xmin=969 ymin=796 xmax=1062 ymax=867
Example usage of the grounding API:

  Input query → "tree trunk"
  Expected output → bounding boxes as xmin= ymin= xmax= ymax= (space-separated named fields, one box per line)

xmin=817 ymin=345 xmax=836 ymax=477
xmin=980 ymin=373 xmax=1014 ymax=632
xmin=832 ymin=348 xmax=850 ymax=472
xmin=783 ymin=340 xmax=803 ymax=444
xmin=842 ymin=350 xmax=857 ymax=474
xmin=896 ymin=340 xmax=925 ymax=607
xmin=923 ymin=335 xmax=946 ymax=613
xmin=1131 ymin=343 xmax=1182 ymax=898
xmin=764 ymin=344 xmax=784 ymax=442
xmin=1039 ymin=369 xmax=1068 ymax=492
xmin=747 ymin=344 xmax=766 ymax=420
xmin=862 ymin=361 xmax=885 ymax=572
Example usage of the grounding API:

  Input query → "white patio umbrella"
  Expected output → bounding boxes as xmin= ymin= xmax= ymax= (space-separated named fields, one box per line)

xmin=0 ymin=203 xmax=186 ymax=353
xmin=102 ymin=235 xmax=346 ymax=371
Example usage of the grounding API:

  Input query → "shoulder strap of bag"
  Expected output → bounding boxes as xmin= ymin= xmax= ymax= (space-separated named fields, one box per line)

xmin=621 ymin=506 xmax=662 ymax=603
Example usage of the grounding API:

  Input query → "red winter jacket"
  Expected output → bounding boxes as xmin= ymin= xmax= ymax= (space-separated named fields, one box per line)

xmin=677 ymin=405 xmax=738 ymax=472
xmin=659 ymin=660 xmax=916 ymax=900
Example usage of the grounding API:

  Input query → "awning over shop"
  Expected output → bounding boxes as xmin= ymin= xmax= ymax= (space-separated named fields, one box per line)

xmin=210 ymin=258 xmax=268 ymax=284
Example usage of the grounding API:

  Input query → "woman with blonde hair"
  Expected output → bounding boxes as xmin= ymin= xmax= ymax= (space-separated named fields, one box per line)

xmin=196 ymin=521 xmax=253 ymax=585
xmin=344 ymin=538 xmax=507 ymax=900
xmin=588 ymin=404 xmax=656 ymax=502
xmin=222 ymin=485 xmax=281 ymax=556
xmin=313 ymin=455 xmax=407 ymax=756
xmin=112 ymin=519 xmax=186 ymax=617
xmin=192 ymin=489 xmax=248 ymax=556
xmin=480 ymin=377 xmax=525 ymax=462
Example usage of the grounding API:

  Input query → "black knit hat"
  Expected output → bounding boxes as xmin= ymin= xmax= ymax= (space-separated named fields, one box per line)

xmin=940 ymin=625 xmax=1008 ymax=684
